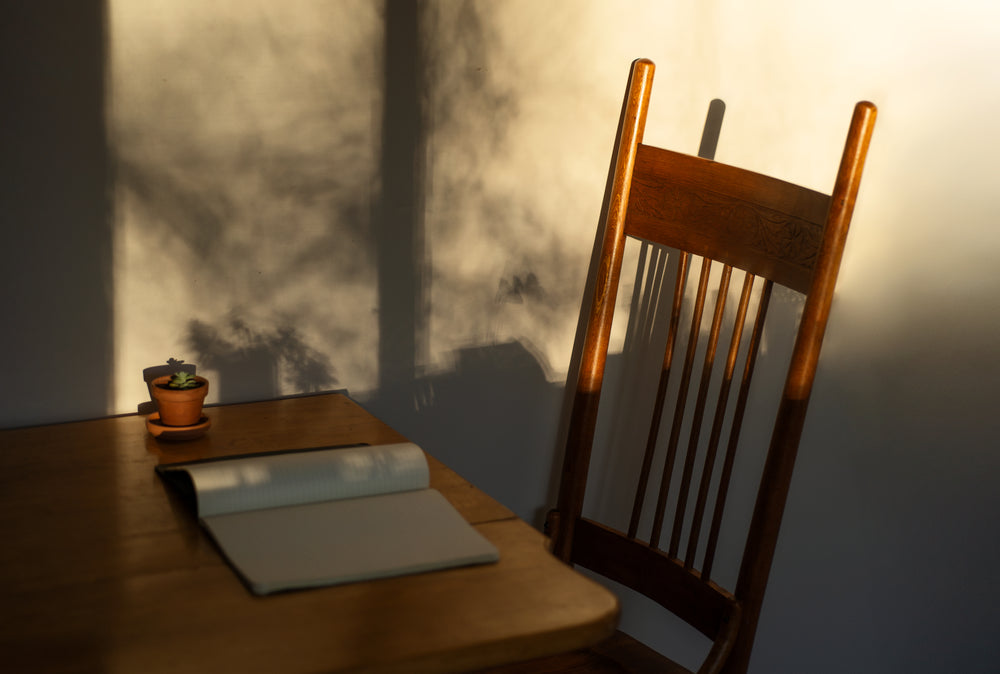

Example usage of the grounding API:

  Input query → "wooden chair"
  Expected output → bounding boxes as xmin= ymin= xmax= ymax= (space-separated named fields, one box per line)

xmin=479 ymin=59 xmax=876 ymax=673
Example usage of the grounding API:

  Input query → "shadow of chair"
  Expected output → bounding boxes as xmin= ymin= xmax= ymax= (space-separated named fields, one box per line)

xmin=479 ymin=58 xmax=876 ymax=673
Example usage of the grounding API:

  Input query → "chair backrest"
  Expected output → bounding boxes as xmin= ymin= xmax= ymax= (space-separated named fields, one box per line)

xmin=549 ymin=58 xmax=876 ymax=673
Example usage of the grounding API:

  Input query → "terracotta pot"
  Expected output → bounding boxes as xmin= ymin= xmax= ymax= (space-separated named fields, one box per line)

xmin=151 ymin=375 xmax=209 ymax=427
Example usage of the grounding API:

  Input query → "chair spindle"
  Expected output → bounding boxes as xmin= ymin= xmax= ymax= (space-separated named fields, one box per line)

xmin=701 ymin=279 xmax=773 ymax=582
xmin=628 ymin=249 xmax=690 ymax=539
xmin=650 ymin=256 xmax=712 ymax=548
xmin=685 ymin=272 xmax=757 ymax=570
xmin=667 ymin=263 xmax=734 ymax=558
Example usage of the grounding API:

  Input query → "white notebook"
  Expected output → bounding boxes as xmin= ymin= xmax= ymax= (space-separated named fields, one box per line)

xmin=156 ymin=443 xmax=499 ymax=595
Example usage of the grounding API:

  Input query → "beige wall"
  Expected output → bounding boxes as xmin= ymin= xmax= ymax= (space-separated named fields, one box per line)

xmin=4 ymin=1 xmax=998 ymax=672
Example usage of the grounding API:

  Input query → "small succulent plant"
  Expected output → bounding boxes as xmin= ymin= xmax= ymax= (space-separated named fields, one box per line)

xmin=167 ymin=371 xmax=201 ymax=390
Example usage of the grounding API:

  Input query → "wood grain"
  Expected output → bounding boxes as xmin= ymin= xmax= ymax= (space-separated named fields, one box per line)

xmin=0 ymin=393 xmax=619 ymax=673
xmin=625 ymin=144 xmax=832 ymax=294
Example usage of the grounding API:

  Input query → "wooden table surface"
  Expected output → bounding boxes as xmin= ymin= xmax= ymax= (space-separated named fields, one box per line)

xmin=0 ymin=393 xmax=619 ymax=673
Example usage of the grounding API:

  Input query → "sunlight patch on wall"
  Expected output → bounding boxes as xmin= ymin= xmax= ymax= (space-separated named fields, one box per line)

xmin=420 ymin=0 xmax=711 ymax=382
xmin=719 ymin=0 xmax=1000 ymax=365
xmin=108 ymin=0 xmax=382 ymax=412
xmin=103 ymin=0 xmax=1000 ymax=416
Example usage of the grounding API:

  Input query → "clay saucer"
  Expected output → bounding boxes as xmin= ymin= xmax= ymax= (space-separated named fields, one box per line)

xmin=146 ymin=412 xmax=211 ymax=441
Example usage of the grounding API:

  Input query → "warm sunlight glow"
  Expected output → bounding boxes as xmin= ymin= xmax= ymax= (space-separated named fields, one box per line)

xmin=107 ymin=0 xmax=1000 ymax=426
xmin=108 ymin=0 xmax=382 ymax=412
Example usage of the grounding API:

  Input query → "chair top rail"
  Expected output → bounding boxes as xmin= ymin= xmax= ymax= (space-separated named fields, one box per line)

xmin=625 ymin=144 xmax=833 ymax=293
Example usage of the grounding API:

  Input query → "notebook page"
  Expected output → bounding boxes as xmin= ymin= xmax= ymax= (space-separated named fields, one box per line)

xmin=181 ymin=443 xmax=429 ymax=517
xmin=202 ymin=489 xmax=500 ymax=594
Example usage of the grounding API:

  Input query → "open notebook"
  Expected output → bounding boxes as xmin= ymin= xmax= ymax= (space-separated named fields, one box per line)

xmin=156 ymin=443 xmax=499 ymax=595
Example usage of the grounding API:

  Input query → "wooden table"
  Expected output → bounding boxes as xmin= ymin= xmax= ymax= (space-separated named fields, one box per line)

xmin=0 ymin=393 xmax=619 ymax=673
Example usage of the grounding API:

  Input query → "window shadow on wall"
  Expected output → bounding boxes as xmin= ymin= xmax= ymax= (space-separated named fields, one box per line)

xmin=363 ymin=40 xmax=741 ymax=531
xmin=0 ymin=1 xmax=113 ymax=428
xmin=375 ymin=0 xmax=427 ymax=404
xmin=362 ymin=1 xmax=565 ymax=523
xmin=0 ymin=7 xmax=117 ymax=671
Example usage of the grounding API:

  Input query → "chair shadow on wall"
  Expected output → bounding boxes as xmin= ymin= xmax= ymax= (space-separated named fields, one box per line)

xmin=476 ymin=55 xmax=876 ymax=674
xmin=549 ymin=95 xmax=730 ymax=522
xmin=360 ymin=96 xmax=744 ymax=530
